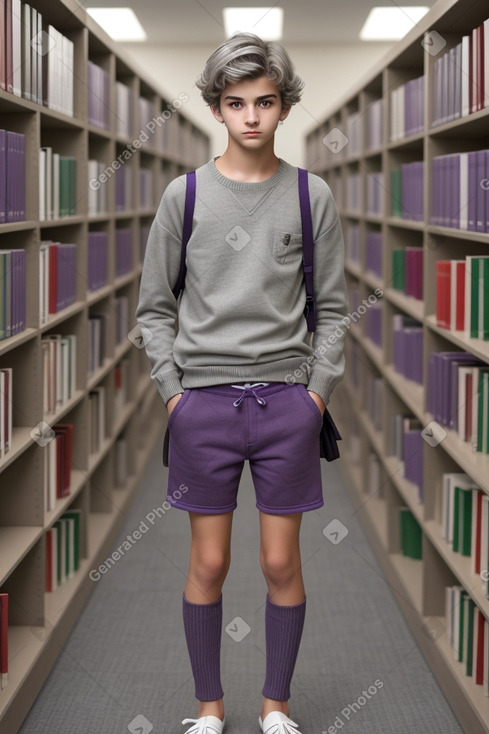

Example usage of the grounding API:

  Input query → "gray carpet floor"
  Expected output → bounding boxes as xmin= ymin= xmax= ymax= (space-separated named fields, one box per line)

xmin=19 ymin=441 xmax=464 ymax=734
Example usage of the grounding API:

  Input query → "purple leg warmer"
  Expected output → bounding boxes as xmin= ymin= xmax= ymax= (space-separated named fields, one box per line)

xmin=261 ymin=594 xmax=306 ymax=701
xmin=182 ymin=593 xmax=224 ymax=701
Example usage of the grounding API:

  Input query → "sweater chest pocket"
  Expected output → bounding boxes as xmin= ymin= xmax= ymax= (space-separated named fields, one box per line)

xmin=272 ymin=229 xmax=303 ymax=265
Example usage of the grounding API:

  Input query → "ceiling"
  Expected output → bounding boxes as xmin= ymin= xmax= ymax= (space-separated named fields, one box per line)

xmin=80 ymin=0 xmax=439 ymax=46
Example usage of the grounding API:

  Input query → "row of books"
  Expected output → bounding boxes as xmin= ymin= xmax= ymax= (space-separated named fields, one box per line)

xmin=88 ymin=313 xmax=108 ymax=376
xmin=115 ymin=228 xmax=133 ymax=278
xmin=432 ymin=18 xmax=489 ymax=127
xmin=115 ymin=81 xmax=133 ymax=139
xmin=441 ymin=474 xmax=489 ymax=584
xmin=392 ymin=247 xmax=423 ymax=300
xmin=0 ymin=593 xmax=7 ymax=688
xmin=390 ymin=162 xmax=424 ymax=222
xmin=365 ymin=98 xmax=383 ymax=150
xmin=392 ymin=414 xmax=424 ymax=500
xmin=345 ymin=111 xmax=361 ymax=158
xmin=39 ymin=149 xmax=76 ymax=220
xmin=0 ymin=248 xmax=26 ymax=339
xmin=88 ymin=386 xmax=106 ymax=455
xmin=39 ymin=241 xmax=77 ymax=325
xmin=446 ymin=586 xmax=489 ymax=695
xmin=346 ymin=172 xmax=361 ymax=213
xmin=392 ymin=314 xmax=423 ymax=385
xmin=436 ymin=256 xmax=489 ymax=337
xmin=1 ymin=2 xmax=74 ymax=115
xmin=364 ymin=301 xmax=382 ymax=348
xmin=88 ymin=161 xmax=109 ymax=217
xmin=399 ymin=507 xmax=422 ymax=558
xmin=0 ymin=367 xmax=12 ymax=458
xmin=365 ymin=231 xmax=382 ymax=279
xmin=44 ymin=423 xmax=73 ymax=512
xmin=140 ymin=169 xmax=154 ymax=210
xmin=87 ymin=60 xmax=110 ymax=130
xmin=431 ymin=151 xmax=489 ymax=231
xmin=88 ymin=232 xmax=108 ymax=292
xmin=114 ymin=357 xmax=130 ymax=420
xmin=46 ymin=509 xmax=81 ymax=590
xmin=0 ymin=130 xmax=25 ymax=222
xmin=115 ymin=164 xmax=133 ymax=212
xmin=345 ymin=222 xmax=360 ymax=266
xmin=115 ymin=296 xmax=129 ymax=346
xmin=366 ymin=172 xmax=384 ymax=216
xmin=41 ymin=334 xmax=77 ymax=415
xmin=390 ymin=75 xmax=425 ymax=141
xmin=427 ymin=351 xmax=489 ymax=451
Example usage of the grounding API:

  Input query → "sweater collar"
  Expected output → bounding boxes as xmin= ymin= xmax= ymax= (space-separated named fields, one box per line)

xmin=209 ymin=156 xmax=287 ymax=190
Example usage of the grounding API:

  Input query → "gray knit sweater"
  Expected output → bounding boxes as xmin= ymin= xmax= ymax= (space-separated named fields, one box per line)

xmin=136 ymin=156 xmax=348 ymax=408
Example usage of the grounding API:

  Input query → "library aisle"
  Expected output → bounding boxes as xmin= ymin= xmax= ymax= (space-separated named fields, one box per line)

xmin=18 ymin=440 xmax=463 ymax=734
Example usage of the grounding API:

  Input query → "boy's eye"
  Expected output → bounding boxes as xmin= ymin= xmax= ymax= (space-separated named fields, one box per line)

xmin=229 ymin=100 xmax=273 ymax=109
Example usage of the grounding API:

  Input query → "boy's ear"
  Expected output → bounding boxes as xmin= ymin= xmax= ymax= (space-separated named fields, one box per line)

xmin=279 ymin=104 xmax=292 ymax=122
xmin=210 ymin=105 xmax=224 ymax=124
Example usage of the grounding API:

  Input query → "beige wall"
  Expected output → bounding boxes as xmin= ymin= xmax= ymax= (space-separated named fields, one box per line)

xmin=122 ymin=42 xmax=393 ymax=167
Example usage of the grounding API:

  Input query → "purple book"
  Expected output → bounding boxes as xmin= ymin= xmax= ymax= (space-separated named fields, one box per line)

xmin=476 ymin=150 xmax=486 ymax=232
xmin=439 ymin=352 xmax=475 ymax=426
xmin=403 ymin=428 xmax=424 ymax=500
xmin=486 ymin=150 xmax=489 ymax=233
xmin=468 ymin=151 xmax=478 ymax=231
xmin=0 ymin=130 xmax=6 ymax=223
xmin=366 ymin=230 xmax=382 ymax=278
xmin=450 ymin=155 xmax=460 ymax=228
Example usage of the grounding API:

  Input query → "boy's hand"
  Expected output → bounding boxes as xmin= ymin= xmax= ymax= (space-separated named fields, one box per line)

xmin=307 ymin=390 xmax=325 ymax=416
xmin=166 ymin=392 xmax=183 ymax=416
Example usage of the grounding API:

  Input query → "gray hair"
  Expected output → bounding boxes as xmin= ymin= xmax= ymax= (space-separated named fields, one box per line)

xmin=195 ymin=32 xmax=304 ymax=111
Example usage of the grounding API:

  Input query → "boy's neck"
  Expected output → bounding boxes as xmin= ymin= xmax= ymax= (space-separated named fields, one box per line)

xmin=214 ymin=146 xmax=281 ymax=182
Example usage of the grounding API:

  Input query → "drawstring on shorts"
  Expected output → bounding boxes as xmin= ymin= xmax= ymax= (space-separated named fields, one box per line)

xmin=230 ymin=382 xmax=269 ymax=407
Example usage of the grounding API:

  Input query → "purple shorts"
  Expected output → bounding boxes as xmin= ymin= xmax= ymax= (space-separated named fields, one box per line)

xmin=166 ymin=382 xmax=324 ymax=515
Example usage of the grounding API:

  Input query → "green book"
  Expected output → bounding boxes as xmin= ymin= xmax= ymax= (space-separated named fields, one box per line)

xmin=470 ymin=256 xmax=479 ymax=339
xmin=458 ymin=591 xmax=469 ymax=663
xmin=482 ymin=257 xmax=489 ymax=340
xmin=399 ymin=507 xmax=422 ymax=559
xmin=61 ymin=509 xmax=81 ymax=572
xmin=392 ymin=249 xmax=405 ymax=291
xmin=476 ymin=370 xmax=489 ymax=453
xmin=390 ymin=169 xmax=402 ymax=217
xmin=59 ymin=157 xmax=70 ymax=217
xmin=466 ymin=596 xmax=475 ymax=676
xmin=457 ymin=486 xmax=473 ymax=556
xmin=452 ymin=486 xmax=461 ymax=552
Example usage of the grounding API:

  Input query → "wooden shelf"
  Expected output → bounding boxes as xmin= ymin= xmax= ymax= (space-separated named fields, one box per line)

xmin=0 ymin=0 xmax=209 ymax=730
xmin=307 ymin=1 xmax=489 ymax=731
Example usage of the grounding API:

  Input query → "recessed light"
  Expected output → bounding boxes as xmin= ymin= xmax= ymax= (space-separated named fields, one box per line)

xmin=360 ymin=6 xmax=429 ymax=41
xmin=86 ymin=7 xmax=147 ymax=42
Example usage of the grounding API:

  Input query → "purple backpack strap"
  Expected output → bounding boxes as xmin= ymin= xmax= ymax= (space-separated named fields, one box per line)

xmin=297 ymin=167 xmax=316 ymax=332
xmin=172 ymin=170 xmax=196 ymax=300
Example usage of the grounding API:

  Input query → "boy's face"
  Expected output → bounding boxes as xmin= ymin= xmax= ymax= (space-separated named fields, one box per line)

xmin=210 ymin=75 xmax=290 ymax=150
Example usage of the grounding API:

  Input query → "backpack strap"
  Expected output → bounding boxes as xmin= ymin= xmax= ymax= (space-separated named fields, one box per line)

xmin=297 ymin=167 xmax=316 ymax=332
xmin=172 ymin=170 xmax=196 ymax=301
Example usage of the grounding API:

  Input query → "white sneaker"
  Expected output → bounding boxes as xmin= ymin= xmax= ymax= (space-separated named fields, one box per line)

xmin=258 ymin=711 xmax=302 ymax=734
xmin=181 ymin=715 xmax=225 ymax=734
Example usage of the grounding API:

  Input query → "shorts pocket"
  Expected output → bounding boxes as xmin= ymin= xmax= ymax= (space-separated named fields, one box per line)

xmin=297 ymin=384 xmax=324 ymax=423
xmin=168 ymin=389 xmax=192 ymax=428
xmin=272 ymin=229 xmax=303 ymax=265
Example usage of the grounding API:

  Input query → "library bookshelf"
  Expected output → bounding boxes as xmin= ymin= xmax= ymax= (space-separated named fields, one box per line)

xmin=0 ymin=0 xmax=209 ymax=731
xmin=306 ymin=0 xmax=489 ymax=732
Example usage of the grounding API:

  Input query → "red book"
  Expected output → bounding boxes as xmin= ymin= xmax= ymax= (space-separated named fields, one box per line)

xmin=48 ymin=243 xmax=58 ymax=314
xmin=54 ymin=424 xmax=73 ymax=495
xmin=436 ymin=260 xmax=451 ymax=328
xmin=451 ymin=260 xmax=465 ymax=331
xmin=45 ymin=530 xmax=53 ymax=592
xmin=475 ymin=609 xmax=485 ymax=685
xmin=0 ymin=592 xmax=8 ymax=688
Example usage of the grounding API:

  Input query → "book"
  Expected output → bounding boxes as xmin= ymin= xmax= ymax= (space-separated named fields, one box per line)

xmin=0 ymin=593 xmax=8 ymax=688
xmin=399 ymin=507 xmax=422 ymax=559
